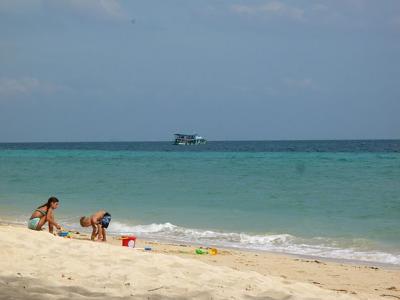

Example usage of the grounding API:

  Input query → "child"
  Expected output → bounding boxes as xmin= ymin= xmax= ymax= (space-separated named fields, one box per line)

xmin=80 ymin=210 xmax=111 ymax=242
xmin=29 ymin=197 xmax=61 ymax=233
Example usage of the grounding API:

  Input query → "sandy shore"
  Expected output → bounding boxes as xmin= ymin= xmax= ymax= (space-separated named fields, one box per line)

xmin=116 ymin=240 xmax=400 ymax=300
xmin=0 ymin=225 xmax=399 ymax=299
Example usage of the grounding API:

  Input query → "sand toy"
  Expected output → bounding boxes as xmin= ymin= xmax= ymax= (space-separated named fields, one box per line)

xmin=121 ymin=236 xmax=136 ymax=248
xmin=195 ymin=247 xmax=218 ymax=255
xmin=209 ymin=248 xmax=218 ymax=255
xmin=58 ymin=231 xmax=72 ymax=238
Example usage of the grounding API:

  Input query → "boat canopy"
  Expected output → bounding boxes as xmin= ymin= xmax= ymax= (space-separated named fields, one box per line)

xmin=174 ymin=133 xmax=198 ymax=139
xmin=173 ymin=133 xmax=207 ymax=145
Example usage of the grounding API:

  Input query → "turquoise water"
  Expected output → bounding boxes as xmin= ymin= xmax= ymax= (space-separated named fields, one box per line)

xmin=0 ymin=141 xmax=399 ymax=264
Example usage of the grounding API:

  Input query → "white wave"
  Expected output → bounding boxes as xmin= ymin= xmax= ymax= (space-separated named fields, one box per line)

xmin=8 ymin=216 xmax=400 ymax=265
xmin=108 ymin=221 xmax=177 ymax=234
xmin=105 ymin=221 xmax=400 ymax=265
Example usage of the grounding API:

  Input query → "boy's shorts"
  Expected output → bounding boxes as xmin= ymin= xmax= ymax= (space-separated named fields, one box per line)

xmin=101 ymin=212 xmax=111 ymax=228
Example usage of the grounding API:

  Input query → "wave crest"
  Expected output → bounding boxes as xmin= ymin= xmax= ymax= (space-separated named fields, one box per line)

xmin=103 ymin=221 xmax=400 ymax=265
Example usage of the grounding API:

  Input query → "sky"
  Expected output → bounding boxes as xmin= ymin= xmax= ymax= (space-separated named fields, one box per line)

xmin=0 ymin=0 xmax=399 ymax=142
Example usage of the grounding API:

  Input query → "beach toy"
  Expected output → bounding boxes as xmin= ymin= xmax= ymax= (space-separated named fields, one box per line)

xmin=58 ymin=230 xmax=73 ymax=238
xmin=195 ymin=248 xmax=218 ymax=255
xmin=121 ymin=236 xmax=136 ymax=248
xmin=195 ymin=248 xmax=207 ymax=255
xmin=209 ymin=248 xmax=218 ymax=255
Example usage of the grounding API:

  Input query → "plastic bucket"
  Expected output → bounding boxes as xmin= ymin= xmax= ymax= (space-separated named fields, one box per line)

xmin=122 ymin=236 xmax=136 ymax=248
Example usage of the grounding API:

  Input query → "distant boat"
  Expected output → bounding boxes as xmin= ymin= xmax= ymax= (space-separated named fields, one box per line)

xmin=173 ymin=133 xmax=207 ymax=145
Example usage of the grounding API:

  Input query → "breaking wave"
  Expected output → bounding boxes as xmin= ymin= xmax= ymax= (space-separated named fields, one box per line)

xmin=104 ymin=221 xmax=400 ymax=265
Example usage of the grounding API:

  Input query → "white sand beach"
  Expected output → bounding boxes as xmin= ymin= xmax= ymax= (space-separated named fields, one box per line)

xmin=1 ymin=225 xmax=399 ymax=300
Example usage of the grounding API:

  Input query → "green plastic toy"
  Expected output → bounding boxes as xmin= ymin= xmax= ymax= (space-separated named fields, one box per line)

xmin=195 ymin=248 xmax=207 ymax=254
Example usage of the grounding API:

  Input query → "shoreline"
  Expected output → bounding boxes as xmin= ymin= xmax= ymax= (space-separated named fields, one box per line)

xmin=2 ymin=219 xmax=400 ymax=270
xmin=117 ymin=235 xmax=400 ymax=271
xmin=1 ymin=223 xmax=400 ymax=299
xmin=108 ymin=238 xmax=400 ymax=299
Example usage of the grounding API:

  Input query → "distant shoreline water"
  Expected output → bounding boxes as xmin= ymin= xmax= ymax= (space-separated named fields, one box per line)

xmin=0 ymin=140 xmax=399 ymax=265
xmin=0 ymin=139 xmax=399 ymax=152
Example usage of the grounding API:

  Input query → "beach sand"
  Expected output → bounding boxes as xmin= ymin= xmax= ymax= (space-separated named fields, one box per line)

xmin=1 ymin=225 xmax=399 ymax=300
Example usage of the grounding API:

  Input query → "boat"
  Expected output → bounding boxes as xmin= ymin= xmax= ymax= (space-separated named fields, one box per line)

xmin=173 ymin=133 xmax=207 ymax=145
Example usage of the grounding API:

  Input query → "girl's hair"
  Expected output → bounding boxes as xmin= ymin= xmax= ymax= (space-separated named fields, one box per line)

xmin=38 ymin=196 xmax=59 ymax=209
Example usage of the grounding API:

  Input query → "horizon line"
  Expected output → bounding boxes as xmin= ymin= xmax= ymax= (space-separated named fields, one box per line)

xmin=0 ymin=138 xmax=399 ymax=144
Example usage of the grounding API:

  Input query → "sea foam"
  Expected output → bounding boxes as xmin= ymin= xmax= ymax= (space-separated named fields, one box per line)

xmin=103 ymin=221 xmax=400 ymax=265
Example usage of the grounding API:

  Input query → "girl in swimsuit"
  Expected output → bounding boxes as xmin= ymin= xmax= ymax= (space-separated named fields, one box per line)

xmin=28 ymin=196 xmax=61 ymax=233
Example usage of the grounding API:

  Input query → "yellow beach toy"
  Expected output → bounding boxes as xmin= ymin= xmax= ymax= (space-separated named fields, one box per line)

xmin=209 ymin=248 xmax=218 ymax=255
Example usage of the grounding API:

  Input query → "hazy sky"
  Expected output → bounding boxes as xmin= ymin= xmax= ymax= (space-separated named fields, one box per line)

xmin=0 ymin=0 xmax=399 ymax=142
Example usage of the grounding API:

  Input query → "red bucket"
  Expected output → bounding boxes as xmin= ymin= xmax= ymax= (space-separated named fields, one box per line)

xmin=121 ymin=236 xmax=136 ymax=248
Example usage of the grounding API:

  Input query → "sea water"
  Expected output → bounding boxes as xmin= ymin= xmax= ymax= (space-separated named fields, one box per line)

xmin=0 ymin=140 xmax=399 ymax=265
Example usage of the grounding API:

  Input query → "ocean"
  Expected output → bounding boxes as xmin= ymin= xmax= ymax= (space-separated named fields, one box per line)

xmin=0 ymin=140 xmax=399 ymax=265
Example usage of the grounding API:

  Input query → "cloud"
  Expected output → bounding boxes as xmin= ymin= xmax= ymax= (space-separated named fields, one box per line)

xmin=60 ymin=0 xmax=127 ymax=21
xmin=230 ymin=0 xmax=400 ymax=30
xmin=283 ymin=78 xmax=316 ymax=89
xmin=343 ymin=0 xmax=366 ymax=10
xmin=231 ymin=1 xmax=305 ymax=21
xmin=311 ymin=3 xmax=330 ymax=13
xmin=0 ymin=0 xmax=42 ymax=14
xmin=0 ymin=77 xmax=68 ymax=99
xmin=0 ymin=0 xmax=127 ymax=22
